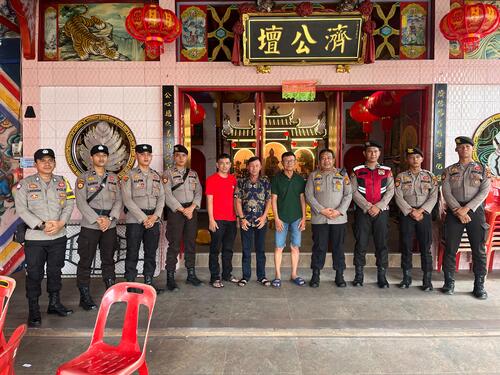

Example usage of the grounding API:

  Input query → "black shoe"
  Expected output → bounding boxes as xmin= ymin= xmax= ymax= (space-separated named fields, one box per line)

xmin=442 ymin=271 xmax=455 ymax=295
xmin=422 ymin=271 xmax=433 ymax=292
xmin=399 ymin=269 xmax=412 ymax=289
xmin=47 ymin=292 xmax=73 ymax=316
xmin=104 ymin=278 xmax=115 ymax=290
xmin=79 ymin=286 xmax=97 ymax=311
xmin=166 ymin=270 xmax=179 ymax=292
xmin=377 ymin=268 xmax=390 ymax=289
xmin=353 ymin=266 xmax=364 ymax=287
xmin=309 ymin=269 xmax=320 ymax=288
xmin=144 ymin=275 xmax=164 ymax=294
xmin=472 ymin=275 xmax=488 ymax=300
xmin=335 ymin=269 xmax=346 ymax=287
xmin=186 ymin=268 xmax=203 ymax=286
xmin=28 ymin=298 xmax=41 ymax=328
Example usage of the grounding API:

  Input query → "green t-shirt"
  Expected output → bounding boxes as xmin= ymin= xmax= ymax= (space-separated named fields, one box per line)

xmin=271 ymin=171 xmax=306 ymax=223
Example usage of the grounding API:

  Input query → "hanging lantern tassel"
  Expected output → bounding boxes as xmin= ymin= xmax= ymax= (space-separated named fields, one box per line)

xmin=362 ymin=121 xmax=373 ymax=134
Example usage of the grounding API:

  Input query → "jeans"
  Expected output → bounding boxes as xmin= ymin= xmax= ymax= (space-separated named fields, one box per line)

xmin=241 ymin=225 xmax=267 ymax=281
xmin=275 ymin=218 xmax=302 ymax=249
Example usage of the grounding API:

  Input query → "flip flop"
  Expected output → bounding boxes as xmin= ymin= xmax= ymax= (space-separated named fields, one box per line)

xmin=258 ymin=278 xmax=272 ymax=287
xmin=211 ymin=279 xmax=224 ymax=288
xmin=272 ymin=278 xmax=281 ymax=288
xmin=238 ymin=279 xmax=248 ymax=287
xmin=291 ymin=277 xmax=306 ymax=286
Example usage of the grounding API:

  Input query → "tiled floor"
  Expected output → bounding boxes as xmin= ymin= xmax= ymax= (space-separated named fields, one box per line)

xmin=7 ymin=268 xmax=500 ymax=374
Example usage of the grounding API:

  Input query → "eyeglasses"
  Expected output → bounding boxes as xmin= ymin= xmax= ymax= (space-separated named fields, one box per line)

xmin=283 ymin=159 xmax=296 ymax=163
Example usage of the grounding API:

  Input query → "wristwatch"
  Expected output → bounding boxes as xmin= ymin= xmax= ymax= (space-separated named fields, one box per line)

xmin=108 ymin=216 xmax=114 ymax=221
xmin=38 ymin=222 xmax=46 ymax=230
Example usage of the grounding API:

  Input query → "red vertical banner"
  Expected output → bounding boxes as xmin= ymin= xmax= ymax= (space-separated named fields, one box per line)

xmin=179 ymin=5 xmax=208 ymax=62
xmin=399 ymin=2 xmax=428 ymax=59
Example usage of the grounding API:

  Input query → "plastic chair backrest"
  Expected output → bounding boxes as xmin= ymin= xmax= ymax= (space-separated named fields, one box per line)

xmin=0 ymin=276 xmax=16 ymax=348
xmin=90 ymin=282 xmax=156 ymax=355
xmin=0 ymin=324 xmax=26 ymax=375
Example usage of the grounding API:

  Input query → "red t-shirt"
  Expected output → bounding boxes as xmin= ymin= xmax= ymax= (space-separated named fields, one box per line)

xmin=205 ymin=173 xmax=237 ymax=221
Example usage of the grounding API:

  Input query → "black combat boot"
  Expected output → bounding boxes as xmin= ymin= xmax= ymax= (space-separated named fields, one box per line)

xmin=144 ymin=275 xmax=164 ymax=294
xmin=309 ymin=269 xmax=320 ymax=288
xmin=166 ymin=270 xmax=179 ymax=292
xmin=335 ymin=269 xmax=347 ymax=287
xmin=186 ymin=268 xmax=203 ymax=286
xmin=352 ymin=266 xmax=364 ymax=287
xmin=28 ymin=298 xmax=41 ymax=328
xmin=104 ymin=278 xmax=115 ymax=290
xmin=399 ymin=269 xmax=412 ymax=288
xmin=47 ymin=292 xmax=73 ymax=316
xmin=422 ymin=271 xmax=433 ymax=292
xmin=472 ymin=275 xmax=488 ymax=300
xmin=377 ymin=267 xmax=390 ymax=288
xmin=442 ymin=272 xmax=455 ymax=295
xmin=79 ymin=286 xmax=97 ymax=310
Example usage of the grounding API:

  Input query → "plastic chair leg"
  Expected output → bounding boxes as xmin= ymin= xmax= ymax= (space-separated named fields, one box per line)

xmin=138 ymin=362 xmax=149 ymax=375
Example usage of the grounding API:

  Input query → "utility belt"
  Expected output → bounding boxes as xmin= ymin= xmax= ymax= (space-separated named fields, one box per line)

xmin=164 ymin=202 xmax=193 ymax=218
xmin=181 ymin=202 xmax=193 ymax=208
xmin=142 ymin=209 xmax=156 ymax=215
xmin=92 ymin=208 xmax=111 ymax=216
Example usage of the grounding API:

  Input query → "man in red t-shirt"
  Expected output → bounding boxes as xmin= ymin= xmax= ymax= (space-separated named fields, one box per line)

xmin=206 ymin=153 xmax=238 ymax=288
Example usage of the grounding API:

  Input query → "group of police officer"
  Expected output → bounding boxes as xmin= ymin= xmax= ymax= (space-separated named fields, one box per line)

xmin=14 ymin=135 xmax=491 ymax=328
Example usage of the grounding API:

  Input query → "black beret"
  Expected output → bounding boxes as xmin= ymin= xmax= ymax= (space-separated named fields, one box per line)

xmin=455 ymin=136 xmax=474 ymax=146
xmin=34 ymin=148 xmax=55 ymax=161
xmin=406 ymin=147 xmax=423 ymax=157
xmin=364 ymin=140 xmax=382 ymax=149
xmin=90 ymin=144 xmax=109 ymax=156
xmin=173 ymin=144 xmax=188 ymax=155
xmin=135 ymin=144 xmax=152 ymax=154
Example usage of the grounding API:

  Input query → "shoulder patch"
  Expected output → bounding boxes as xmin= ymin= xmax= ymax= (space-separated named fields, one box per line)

xmin=77 ymin=179 xmax=84 ymax=189
xmin=122 ymin=175 xmax=129 ymax=182
xmin=395 ymin=177 xmax=401 ymax=187
xmin=344 ymin=175 xmax=350 ymax=185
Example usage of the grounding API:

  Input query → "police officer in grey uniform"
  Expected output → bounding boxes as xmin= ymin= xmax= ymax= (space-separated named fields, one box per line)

xmin=442 ymin=136 xmax=491 ymax=299
xmin=75 ymin=145 xmax=122 ymax=310
xmin=122 ymin=144 xmax=165 ymax=287
xmin=15 ymin=148 xmax=75 ymax=327
xmin=305 ymin=149 xmax=352 ymax=288
xmin=394 ymin=147 xmax=438 ymax=291
xmin=164 ymin=144 xmax=203 ymax=291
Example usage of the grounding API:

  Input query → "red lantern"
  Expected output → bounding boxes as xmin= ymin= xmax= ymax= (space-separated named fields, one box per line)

xmin=126 ymin=5 xmax=181 ymax=59
xmin=366 ymin=91 xmax=400 ymax=133
xmin=291 ymin=141 xmax=297 ymax=147
xmin=350 ymin=98 xmax=379 ymax=136
xmin=231 ymin=142 xmax=237 ymax=148
xmin=312 ymin=141 xmax=318 ymax=147
xmin=283 ymin=131 xmax=290 ymax=137
xmin=185 ymin=94 xmax=206 ymax=124
xmin=251 ymin=142 xmax=256 ymax=148
xmin=440 ymin=3 xmax=500 ymax=53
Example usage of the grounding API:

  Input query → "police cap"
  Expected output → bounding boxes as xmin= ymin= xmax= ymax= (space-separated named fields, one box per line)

xmin=90 ymin=144 xmax=109 ymax=156
xmin=406 ymin=147 xmax=423 ymax=157
xmin=364 ymin=140 xmax=382 ymax=150
xmin=34 ymin=148 xmax=55 ymax=161
xmin=135 ymin=144 xmax=153 ymax=154
xmin=455 ymin=136 xmax=474 ymax=147
xmin=173 ymin=144 xmax=188 ymax=155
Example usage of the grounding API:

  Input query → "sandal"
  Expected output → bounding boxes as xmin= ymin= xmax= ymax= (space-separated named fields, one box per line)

xmin=222 ymin=274 xmax=239 ymax=283
xmin=237 ymin=279 xmax=248 ymax=287
xmin=258 ymin=278 xmax=272 ymax=287
xmin=211 ymin=279 xmax=224 ymax=288
xmin=291 ymin=277 xmax=306 ymax=286
xmin=271 ymin=278 xmax=281 ymax=288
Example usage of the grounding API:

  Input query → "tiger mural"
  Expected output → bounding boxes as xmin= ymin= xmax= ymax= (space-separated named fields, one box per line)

xmin=63 ymin=14 xmax=119 ymax=60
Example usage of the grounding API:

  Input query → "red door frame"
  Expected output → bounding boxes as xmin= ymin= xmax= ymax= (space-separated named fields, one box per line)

xmin=177 ymin=84 xmax=433 ymax=169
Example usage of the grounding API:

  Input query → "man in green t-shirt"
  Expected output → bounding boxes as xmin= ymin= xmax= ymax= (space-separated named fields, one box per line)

xmin=271 ymin=151 xmax=306 ymax=287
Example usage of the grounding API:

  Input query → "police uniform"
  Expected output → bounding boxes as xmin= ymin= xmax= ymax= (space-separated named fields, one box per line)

xmin=164 ymin=144 xmax=203 ymax=290
xmin=442 ymin=136 xmax=491 ymax=298
xmin=75 ymin=145 xmax=122 ymax=309
xmin=14 ymin=148 xmax=75 ymax=327
xmin=121 ymin=144 xmax=165 ymax=284
xmin=305 ymin=166 xmax=352 ymax=287
xmin=394 ymin=147 xmax=438 ymax=290
xmin=350 ymin=141 xmax=395 ymax=288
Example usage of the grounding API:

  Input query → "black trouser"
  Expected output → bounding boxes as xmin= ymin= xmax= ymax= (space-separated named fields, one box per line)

xmin=125 ymin=222 xmax=160 ymax=280
xmin=77 ymin=227 xmax=117 ymax=287
xmin=444 ymin=206 xmax=488 ymax=276
xmin=24 ymin=236 xmax=67 ymax=299
xmin=353 ymin=208 xmax=389 ymax=268
xmin=311 ymin=223 xmax=346 ymax=271
xmin=166 ymin=210 xmax=198 ymax=271
xmin=400 ymin=213 xmax=433 ymax=272
xmin=209 ymin=220 xmax=236 ymax=282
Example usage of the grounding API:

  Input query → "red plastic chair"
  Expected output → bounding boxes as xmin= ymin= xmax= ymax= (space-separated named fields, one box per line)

xmin=0 ymin=324 xmax=27 ymax=375
xmin=0 ymin=276 xmax=16 ymax=348
xmin=56 ymin=282 xmax=156 ymax=375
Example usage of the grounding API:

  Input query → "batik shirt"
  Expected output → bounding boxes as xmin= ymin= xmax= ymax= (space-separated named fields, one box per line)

xmin=236 ymin=176 xmax=271 ymax=225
